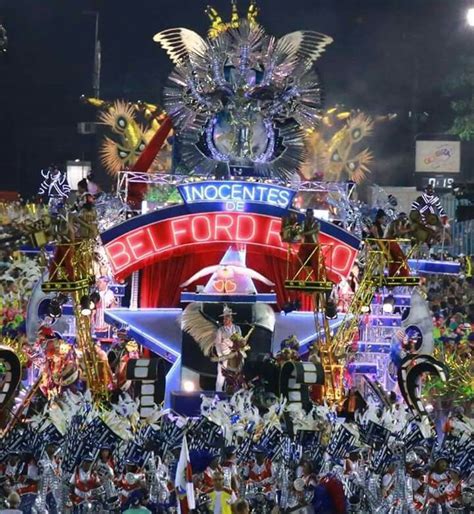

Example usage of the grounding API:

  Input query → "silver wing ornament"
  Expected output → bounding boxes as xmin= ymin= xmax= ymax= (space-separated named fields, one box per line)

xmin=153 ymin=28 xmax=208 ymax=65
xmin=275 ymin=31 xmax=333 ymax=73
xmin=154 ymin=14 xmax=333 ymax=180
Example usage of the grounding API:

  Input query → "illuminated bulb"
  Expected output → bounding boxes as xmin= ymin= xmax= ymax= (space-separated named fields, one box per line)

xmin=80 ymin=295 xmax=92 ymax=316
xmin=468 ymin=7 xmax=474 ymax=26
xmin=383 ymin=294 xmax=395 ymax=314
xmin=183 ymin=380 xmax=196 ymax=392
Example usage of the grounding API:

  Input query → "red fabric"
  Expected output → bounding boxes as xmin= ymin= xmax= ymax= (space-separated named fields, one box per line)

xmin=388 ymin=241 xmax=410 ymax=277
xmin=140 ymin=250 xmax=224 ymax=308
xmin=50 ymin=244 xmax=74 ymax=281
xmin=248 ymin=252 xmax=315 ymax=311
xmin=179 ymin=498 xmax=190 ymax=514
xmin=128 ymin=116 xmax=173 ymax=208
xmin=321 ymin=475 xmax=347 ymax=514
xmin=132 ymin=116 xmax=173 ymax=173
xmin=139 ymin=249 xmax=315 ymax=311
xmin=249 ymin=460 xmax=272 ymax=482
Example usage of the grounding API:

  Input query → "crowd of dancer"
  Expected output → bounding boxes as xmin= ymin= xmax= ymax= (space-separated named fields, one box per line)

xmin=0 ymin=384 xmax=472 ymax=513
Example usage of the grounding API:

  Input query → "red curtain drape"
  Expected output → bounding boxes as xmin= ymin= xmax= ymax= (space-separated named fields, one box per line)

xmin=140 ymin=250 xmax=225 ymax=308
xmin=139 ymin=250 xmax=315 ymax=311
xmin=246 ymin=253 xmax=315 ymax=311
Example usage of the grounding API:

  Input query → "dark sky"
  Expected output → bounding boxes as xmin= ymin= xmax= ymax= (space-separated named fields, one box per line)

xmin=0 ymin=0 xmax=473 ymax=195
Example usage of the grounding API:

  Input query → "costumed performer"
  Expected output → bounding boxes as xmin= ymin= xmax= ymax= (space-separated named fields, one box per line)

xmin=280 ymin=211 xmax=301 ymax=243
xmin=298 ymin=208 xmax=321 ymax=280
xmin=69 ymin=455 xmax=101 ymax=507
xmin=247 ymin=447 xmax=273 ymax=496
xmin=117 ymin=458 xmax=147 ymax=508
xmin=411 ymin=184 xmax=448 ymax=225
xmin=38 ymin=165 xmax=71 ymax=213
xmin=369 ymin=209 xmax=387 ymax=239
xmin=214 ymin=306 xmax=242 ymax=392
xmin=207 ymin=471 xmax=236 ymax=514
xmin=384 ymin=212 xmax=411 ymax=277
xmin=93 ymin=276 xmax=117 ymax=337
xmin=49 ymin=202 xmax=75 ymax=281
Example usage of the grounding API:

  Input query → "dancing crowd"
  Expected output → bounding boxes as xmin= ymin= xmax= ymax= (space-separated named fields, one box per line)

xmin=0 ymin=379 xmax=472 ymax=514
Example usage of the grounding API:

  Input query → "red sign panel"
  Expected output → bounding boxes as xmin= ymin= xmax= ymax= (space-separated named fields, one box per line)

xmin=105 ymin=212 xmax=358 ymax=280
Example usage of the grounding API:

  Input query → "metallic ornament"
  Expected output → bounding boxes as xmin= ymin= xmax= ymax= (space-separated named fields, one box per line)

xmin=154 ymin=14 xmax=332 ymax=180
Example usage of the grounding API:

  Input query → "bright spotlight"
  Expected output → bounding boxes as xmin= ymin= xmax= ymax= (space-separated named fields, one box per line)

xmin=383 ymin=295 xmax=395 ymax=314
xmin=183 ymin=380 xmax=196 ymax=393
xmin=80 ymin=295 xmax=92 ymax=316
xmin=467 ymin=7 xmax=474 ymax=27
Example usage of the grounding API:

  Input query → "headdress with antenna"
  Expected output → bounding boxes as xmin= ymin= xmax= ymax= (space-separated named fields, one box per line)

xmin=206 ymin=0 xmax=259 ymax=39
xmin=219 ymin=304 xmax=237 ymax=317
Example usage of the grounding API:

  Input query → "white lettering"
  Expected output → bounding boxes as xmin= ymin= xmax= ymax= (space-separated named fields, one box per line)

xmin=278 ymin=190 xmax=291 ymax=208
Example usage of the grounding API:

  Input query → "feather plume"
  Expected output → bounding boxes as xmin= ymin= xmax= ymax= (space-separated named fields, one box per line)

xmin=253 ymin=303 xmax=276 ymax=332
xmin=181 ymin=303 xmax=218 ymax=356
xmin=153 ymin=28 xmax=208 ymax=65
xmin=275 ymin=30 xmax=333 ymax=72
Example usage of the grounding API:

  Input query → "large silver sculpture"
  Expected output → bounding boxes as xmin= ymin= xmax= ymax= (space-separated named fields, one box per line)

xmin=154 ymin=2 xmax=332 ymax=179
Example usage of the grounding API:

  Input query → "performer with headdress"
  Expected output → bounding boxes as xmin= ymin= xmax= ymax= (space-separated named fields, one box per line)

xmin=202 ymin=452 xmax=222 ymax=493
xmin=15 ymin=452 xmax=39 ymax=498
xmin=0 ymin=452 xmax=21 ymax=487
xmin=409 ymin=466 xmax=426 ymax=511
xmin=369 ymin=209 xmax=387 ymax=239
xmin=97 ymin=445 xmax=115 ymax=476
xmin=73 ymin=192 xmax=99 ymax=241
xmin=40 ymin=334 xmax=79 ymax=399
xmin=115 ymin=339 xmax=140 ymax=390
xmin=445 ymin=468 xmax=462 ymax=509
xmin=344 ymin=448 xmax=361 ymax=476
xmin=276 ymin=335 xmax=300 ymax=366
xmin=338 ymin=387 xmax=367 ymax=421
xmin=280 ymin=211 xmax=301 ymax=243
xmin=427 ymin=457 xmax=451 ymax=509
xmin=384 ymin=212 xmax=411 ymax=277
xmin=297 ymin=459 xmax=318 ymax=488
xmin=221 ymin=446 xmax=240 ymax=494
xmin=39 ymin=441 xmax=62 ymax=513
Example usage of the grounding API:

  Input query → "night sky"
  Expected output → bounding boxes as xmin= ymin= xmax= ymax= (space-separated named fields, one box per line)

xmin=0 ymin=0 xmax=473 ymax=195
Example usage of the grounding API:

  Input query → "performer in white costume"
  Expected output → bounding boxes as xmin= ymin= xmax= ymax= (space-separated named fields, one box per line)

xmin=214 ymin=306 xmax=241 ymax=392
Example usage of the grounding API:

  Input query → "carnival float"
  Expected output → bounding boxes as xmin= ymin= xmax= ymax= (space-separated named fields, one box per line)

xmin=0 ymin=2 xmax=472 ymax=513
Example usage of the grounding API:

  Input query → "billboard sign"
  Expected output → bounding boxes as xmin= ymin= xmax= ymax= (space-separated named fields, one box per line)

xmin=415 ymin=139 xmax=460 ymax=173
